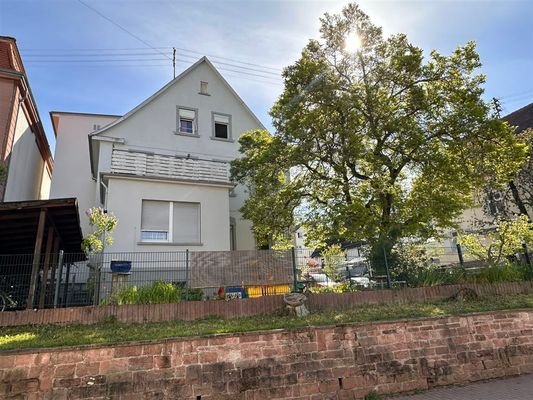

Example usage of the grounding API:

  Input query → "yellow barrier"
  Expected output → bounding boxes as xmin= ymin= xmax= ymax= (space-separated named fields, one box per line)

xmin=245 ymin=284 xmax=291 ymax=298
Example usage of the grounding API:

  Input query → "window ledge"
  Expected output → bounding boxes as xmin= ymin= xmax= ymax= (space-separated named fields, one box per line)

xmin=137 ymin=241 xmax=203 ymax=246
xmin=210 ymin=136 xmax=234 ymax=143
xmin=174 ymin=131 xmax=200 ymax=138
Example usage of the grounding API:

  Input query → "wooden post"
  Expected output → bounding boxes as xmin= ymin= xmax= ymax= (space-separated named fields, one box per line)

xmin=38 ymin=227 xmax=54 ymax=309
xmin=26 ymin=210 xmax=46 ymax=309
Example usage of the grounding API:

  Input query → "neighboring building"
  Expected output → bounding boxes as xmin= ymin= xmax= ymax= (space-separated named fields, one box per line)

xmin=50 ymin=57 xmax=265 ymax=252
xmin=457 ymin=102 xmax=533 ymax=229
xmin=0 ymin=36 xmax=53 ymax=202
xmin=294 ymin=226 xmax=308 ymax=250
xmin=431 ymin=102 xmax=533 ymax=265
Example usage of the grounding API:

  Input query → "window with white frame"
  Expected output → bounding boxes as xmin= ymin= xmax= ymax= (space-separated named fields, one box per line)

xmin=141 ymin=201 xmax=169 ymax=241
xmin=177 ymin=108 xmax=197 ymax=135
xmin=141 ymin=200 xmax=201 ymax=243
xmin=212 ymin=113 xmax=231 ymax=140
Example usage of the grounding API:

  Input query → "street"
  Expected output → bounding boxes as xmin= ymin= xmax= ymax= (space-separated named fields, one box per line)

xmin=394 ymin=375 xmax=533 ymax=400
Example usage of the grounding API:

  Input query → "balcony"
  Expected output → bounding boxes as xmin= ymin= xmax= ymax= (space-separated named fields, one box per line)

xmin=110 ymin=148 xmax=230 ymax=184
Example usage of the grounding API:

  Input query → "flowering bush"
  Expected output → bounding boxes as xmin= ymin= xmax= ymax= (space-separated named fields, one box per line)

xmin=81 ymin=207 xmax=118 ymax=254
xmin=460 ymin=215 xmax=533 ymax=266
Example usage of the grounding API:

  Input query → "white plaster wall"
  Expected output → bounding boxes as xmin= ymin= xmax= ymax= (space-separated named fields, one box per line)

xmin=105 ymin=176 xmax=230 ymax=252
xmin=99 ymin=62 xmax=261 ymax=162
xmin=4 ymin=108 xmax=44 ymax=201
xmin=96 ymin=61 xmax=261 ymax=249
xmin=39 ymin=168 xmax=51 ymax=200
xmin=294 ymin=227 xmax=309 ymax=250
xmin=50 ymin=113 xmax=119 ymax=235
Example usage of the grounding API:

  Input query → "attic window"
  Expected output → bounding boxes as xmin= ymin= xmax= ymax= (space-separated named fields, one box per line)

xmin=93 ymin=124 xmax=101 ymax=131
xmin=200 ymin=81 xmax=209 ymax=95
xmin=177 ymin=107 xmax=198 ymax=136
xmin=212 ymin=113 xmax=231 ymax=140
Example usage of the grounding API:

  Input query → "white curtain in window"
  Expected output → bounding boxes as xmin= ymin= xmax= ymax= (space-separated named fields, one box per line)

xmin=179 ymin=109 xmax=196 ymax=120
xmin=173 ymin=202 xmax=200 ymax=243
xmin=141 ymin=200 xmax=169 ymax=231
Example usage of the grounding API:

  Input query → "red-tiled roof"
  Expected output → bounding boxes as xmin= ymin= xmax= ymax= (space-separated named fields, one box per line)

xmin=0 ymin=36 xmax=24 ymax=73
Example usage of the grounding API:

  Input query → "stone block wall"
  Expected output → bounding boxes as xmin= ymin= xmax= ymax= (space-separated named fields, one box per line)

xmin=1 ymin=310 xmax=533 ymax=399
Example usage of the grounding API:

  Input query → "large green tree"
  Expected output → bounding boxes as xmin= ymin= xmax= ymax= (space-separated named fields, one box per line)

xmin=231 ymin=3 xmax=528 ymax=259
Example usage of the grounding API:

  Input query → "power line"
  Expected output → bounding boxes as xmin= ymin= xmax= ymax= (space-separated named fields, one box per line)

xmin=24 ymin=52 xmax=169 ymax=57
xmin=24 ymin=56 xmax=282 ymax=82
xmin=24 ymin=59 xmax=282 ymax=86
xmin=23 ymin=49 xmax=282 ymax=76
xmin=76 ymin=0 xmax=171 ymax=61
xmin=22 ymin=47 xmax=172 ymax=52
xmin=172 ymin=46 xmax=281 ymax=73
xmin=25 ymin=58 xmax=169 ymax=63
xmin=21 ymin=47 xmax=283 ymax=73
xmin=500 ymin=90 xmax=533 ymax=100
xmin=23 ymin=52 xmax=281 ymax=77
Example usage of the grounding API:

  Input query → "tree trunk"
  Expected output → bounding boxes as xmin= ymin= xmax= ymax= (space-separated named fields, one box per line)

xmin=508 ymin=180 xmax=530 ymax=219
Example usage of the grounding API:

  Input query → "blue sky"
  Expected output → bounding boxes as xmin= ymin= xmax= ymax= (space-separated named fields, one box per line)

xmin=1 ymin=0 xmax=532 ymax=154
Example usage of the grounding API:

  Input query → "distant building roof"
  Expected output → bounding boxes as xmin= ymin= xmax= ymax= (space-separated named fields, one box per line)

xmin=503 ymin=102 xmax=533 ymax=133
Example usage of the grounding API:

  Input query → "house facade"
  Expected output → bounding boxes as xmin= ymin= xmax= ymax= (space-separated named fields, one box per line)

xmin=0 ymin=36 xmax=53 ymax=202
xmin=50 ymin=57 xmax=263 ymax=252
xmin=455 ymin=102 xmax=533 ymax=230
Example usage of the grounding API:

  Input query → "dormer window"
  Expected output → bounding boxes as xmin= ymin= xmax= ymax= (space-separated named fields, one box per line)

xmin=177 ymin=107 xmax=198 ymax=136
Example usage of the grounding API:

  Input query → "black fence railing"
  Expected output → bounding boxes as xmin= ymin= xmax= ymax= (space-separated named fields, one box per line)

xmin=1 ymin=245 xmax=529 ymax=311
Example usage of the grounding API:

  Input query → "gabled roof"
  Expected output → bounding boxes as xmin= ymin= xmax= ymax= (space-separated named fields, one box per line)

xmin=91 ymin=56 xmax=265 ymax=137
xmin=503 ymin=102 xmax=533 ymax=133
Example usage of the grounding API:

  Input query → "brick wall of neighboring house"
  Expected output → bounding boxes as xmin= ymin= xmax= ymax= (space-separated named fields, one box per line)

xmin=1 ymin=310 xmax=533 ymax=399
xmin=1 ymin=281 xmax=533 ymax=327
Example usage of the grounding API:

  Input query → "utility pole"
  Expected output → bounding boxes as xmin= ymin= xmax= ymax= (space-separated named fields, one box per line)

xmin=173 ymin=47 xmax=176 ymax=79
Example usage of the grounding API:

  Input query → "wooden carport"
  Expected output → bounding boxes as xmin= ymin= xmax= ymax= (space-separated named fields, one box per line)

xmin=0 ymin=198 xmax=83 ymax=309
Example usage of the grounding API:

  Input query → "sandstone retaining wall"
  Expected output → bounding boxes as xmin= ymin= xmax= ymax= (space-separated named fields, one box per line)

xmin=1 ymin=309 xmax=533 ymax=399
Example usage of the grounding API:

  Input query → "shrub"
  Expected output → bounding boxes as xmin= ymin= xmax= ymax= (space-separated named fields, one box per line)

xmin=416 ymin=267 xmax=464 ymax=287
xmin=467 ymin=263 xmax=526 ymax=284
xmin=107 ymin=281 xmax=204 ymax=305
xmin=391 ymin=243 xmax=440 ymax=286
xmin=460 ymin=215 xmax=533 ymax=267
xmin=308 ymin=281 xmax=357 ymax=294
xmin=321 ymin=245 xmax=346 ymax=282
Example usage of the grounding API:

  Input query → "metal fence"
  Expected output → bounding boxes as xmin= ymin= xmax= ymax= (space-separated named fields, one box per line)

xmin=1 ymin=245 xmax=531 ymax=311
xmin=0 ymin=250 xmax=296 ymax=310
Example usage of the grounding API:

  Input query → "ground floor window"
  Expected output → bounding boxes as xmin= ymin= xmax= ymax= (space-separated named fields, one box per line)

xmin=141 ymin=200 xmax=201 ymax=243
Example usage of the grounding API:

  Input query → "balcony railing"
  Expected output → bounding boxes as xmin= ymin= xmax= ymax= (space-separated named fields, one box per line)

xmin=110 ymin=148 xmax=230 ymax=184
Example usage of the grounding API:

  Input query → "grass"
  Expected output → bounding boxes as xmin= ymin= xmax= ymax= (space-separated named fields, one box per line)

xmin=364 ymin=391 xmax=383 ymax=400
xmin=1 ymin=293 xmax=533 ymax=352
xmin=102 ymin=281 xmax=204 ymax=305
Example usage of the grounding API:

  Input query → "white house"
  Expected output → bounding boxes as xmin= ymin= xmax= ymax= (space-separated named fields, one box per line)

xmin=50 ymin=57 xmax=265 ymax=253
